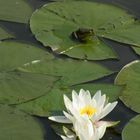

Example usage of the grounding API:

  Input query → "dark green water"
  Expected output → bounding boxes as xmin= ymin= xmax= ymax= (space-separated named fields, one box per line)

xmin=0 ymin=0 xmax=140 ymax=139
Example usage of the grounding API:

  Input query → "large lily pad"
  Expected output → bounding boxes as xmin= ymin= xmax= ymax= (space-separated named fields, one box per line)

xmin=0 ymin=40 xmax=52 ymax=71
xmin=30 ymin=1 xmax=140 ymax=60
xmin=16 ymin=83 xmax=122 ymax=116
xmin=0 ymin=40 xmax=58 ymax=104
xmin=115 ymin=60 xmax=140 ymax=113
xmin=0 ymin=0 xmax=33 ymax=23
xmin=122 ymin=115 xmax=140 ymax=140
xmin=0 ymin=105 xmax=44 ymax=140
xmin=0 ymin=70 xmax=58 ymax=105
xmin=19 ymin=55 xmax=113 ymax=86
xmin=0 ymin=27 xmax=14 ymax=40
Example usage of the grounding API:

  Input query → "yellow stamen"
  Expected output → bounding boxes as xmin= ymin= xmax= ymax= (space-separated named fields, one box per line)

xmin=80 ymin=106 xmax=96 ymax=117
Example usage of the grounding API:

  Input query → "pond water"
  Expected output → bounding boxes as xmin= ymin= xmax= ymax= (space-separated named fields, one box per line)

xmin=0 ymin=0 xmax=140 ymax=140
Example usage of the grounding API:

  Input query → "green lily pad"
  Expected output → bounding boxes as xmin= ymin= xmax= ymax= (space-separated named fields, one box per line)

xmin=30 ymin=1 xmax=140 ymax=60
xmin=122 ymin=115 xmax=140 ymax=140
xmin=0 ymin=40 xmax=52 ymax=71
xmin=16 ymin=83 xmax=121 ymax=116
xmin=31 ymin=1 xmax=134 ymax=60
xmin=19 ymin=55 xmax=113 ymax=86
xmin=0 ymin=105 xmax=44 ymax=140
xmin=115 ymin=60 xmax=140 ymax=113
xmin=132 ymin=46 xmax=140 ymax=55
xmin=100 ymin=21 xmax=140 ymax=47
xmin=0 ymin=0 xmax=33 ymax=23
xmin=0 ymin=27 xmax=14 ymax=40
xmin=0 ymin=70 xmax=58 ymax=105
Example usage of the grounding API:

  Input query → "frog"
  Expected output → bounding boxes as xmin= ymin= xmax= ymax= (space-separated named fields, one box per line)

xmin=71 ymin=28 xmax=95 ymax=43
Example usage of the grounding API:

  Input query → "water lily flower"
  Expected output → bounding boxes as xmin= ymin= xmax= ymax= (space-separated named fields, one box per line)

xmin=49 ymin=89 xmax=118 ymax=140
xmin=60 ymin=117 xmax=116 ymax=140
xmin=49 ymin=89 xmax=118 ymax=124
xmin=74 ymin=117 xmax=99 ymax=140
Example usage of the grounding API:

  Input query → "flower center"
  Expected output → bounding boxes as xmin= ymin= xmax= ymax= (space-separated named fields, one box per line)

xmin=80 ymin=106 xmax=96 ymax=117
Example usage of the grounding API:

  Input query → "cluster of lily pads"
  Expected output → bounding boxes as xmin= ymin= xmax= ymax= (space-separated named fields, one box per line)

xmin=0 ymin=0 xmax=140 ymax=140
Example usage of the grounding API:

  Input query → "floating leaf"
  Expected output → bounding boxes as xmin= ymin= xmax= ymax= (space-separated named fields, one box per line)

xmin=0 ymin=41 xmax=58 ymax=104
xmin=100 ymin=21 xmax=140 ymax=47
xmin=16 ymin=83 xmax=121 ymax=116
xmin=19 ymin=56 xmax=113 ymax=86
xmin=0 ymin=27 xmax=14 ymax=40
xmin=0 ymin=40 xmax=52 ymax=71
xmin=0 ymin=70 xmax=58 ymax=105
xmin=122 ymin=115 xmax=140 ymax=140
xmin=31 ymin=1 xmax=134 ymax=60
xmin=0 ymin=105 xmax=44 ymax=140
xmin=115 ymin=60 xmax=140 ymax=113
xmin=132 ymin=46 xmax=140 ymax=55
xmin=0 ymin=0 xmax=33 ymax=23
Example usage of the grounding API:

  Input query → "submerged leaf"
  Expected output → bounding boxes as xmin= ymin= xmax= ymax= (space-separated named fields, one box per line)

xmin=115 ymin=60 xmax=140 ymax=113
xmin=0 ymin=105 xmax=44 ymax=140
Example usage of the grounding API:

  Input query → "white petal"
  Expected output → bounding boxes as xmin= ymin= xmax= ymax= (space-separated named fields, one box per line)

xmin=63 ymin=127 xmax=76 ymax=139
xmin=86 ymin=90 xmax=92 ymax=100
xmin=78 ymin=89 xmax=87 ymax=107
xmin=87 ymin=120 xmax=94 ymax=137
xmin=99 ymin=101 xmax=118 ymax=120
xmin=93 ymin=90 xmax=101 ymax=103
xmin=97 ymin=123 xmax=107 ymax=139
xmin=72 ymin=90 xmax=79 ymax=109
xmin=60 ymin=135 xmax=69 ymax=140
xmin=95 ymin=121 xmax=119 ymax=128
xmin=79 ymin=89 xmax=87 ymax=102
xmin=72 ymin=90 xmax=78 ymax=100
xmin=91 ymin=98 xmax=97 ymax=109
xmin=91 ymin=113 xmax=98 ymax=122
xmin=75 ymin=118 xmax=99 ymax=140
xmin=94 ymin=94 xmax=106 ymax=116
xmin=79 ymin=89 xmax=86 ymax=97
xmin=48 ymin=116 xmax=71 ymax=123
xmin=84 ymin=90 xmax=92 ymax=105
xmin=64 ymin=94 xmax=72 ymax=111
xmin=98 ymin=94 xmax=106 ymax=108
xmin=60 ymin=135 xmax=76 ymax=140
xmin=63 ymin=111 xmax=74 ymax=122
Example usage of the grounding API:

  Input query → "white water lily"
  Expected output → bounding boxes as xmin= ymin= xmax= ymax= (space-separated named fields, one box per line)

xmin=49 ymin=89 xmax=118 ymax=140
xmin=74 ymin=117 xmax=99 ymax=140
xmin=49 ymin=89 xmax=118 ymax=123
xmin=61 ymin=117 xmax=115 ymax=140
